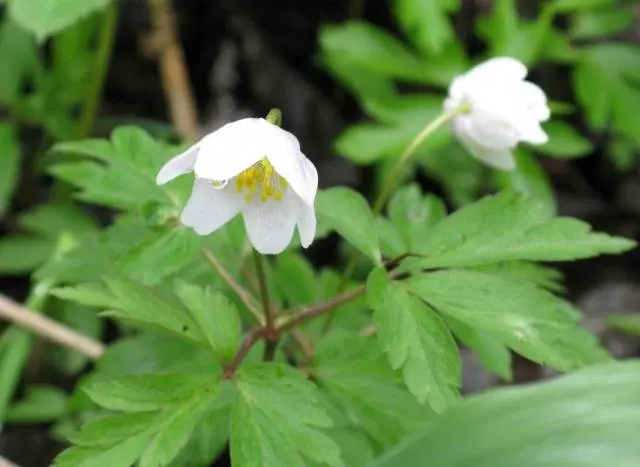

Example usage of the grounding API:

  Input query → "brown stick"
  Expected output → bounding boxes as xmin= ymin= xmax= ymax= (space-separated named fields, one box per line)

xmin=0 ymin=455 xmax=20 ymax=467
xmin=0 ymin=294 xmax=105 ymax=360
xmin=147 ymin=0 xmax=200 ymax=140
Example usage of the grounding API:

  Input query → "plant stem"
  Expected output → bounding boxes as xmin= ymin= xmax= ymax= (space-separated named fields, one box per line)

xmin=201 ymin=248 xmax=264 ymax=324
xmin=77 ymin=1 xmax=118 ymax=139
xmin=253 ymin=250 xmax=277 ymax=361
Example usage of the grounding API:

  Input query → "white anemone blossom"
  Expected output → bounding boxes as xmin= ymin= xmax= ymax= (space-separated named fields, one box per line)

xmin=444 ymin=57 xmax=551 ymax=170
xmin=156 ymin=118 xmax=318 ymax=255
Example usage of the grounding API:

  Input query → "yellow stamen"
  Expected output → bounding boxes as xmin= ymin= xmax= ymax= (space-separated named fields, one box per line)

xmin=235 ymin=157 xmax=288 ymax=202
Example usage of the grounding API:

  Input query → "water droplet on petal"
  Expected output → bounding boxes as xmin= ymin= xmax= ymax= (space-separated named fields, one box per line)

xmin=211 ymin=179 xmax=228 ymax=189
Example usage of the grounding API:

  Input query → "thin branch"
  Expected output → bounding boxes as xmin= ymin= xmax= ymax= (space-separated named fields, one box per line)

xmin=277 ymin=285 xmax=366 ymax=337
xmin=201 ymin=248 xmax=264 ymax=324
xmin=0 ymin=294 xmax=105 ymax=360
xmin=147 ymin=0 xmax=200 ymax=140
xmin=223 ymin=327 xmax=265 ymax=378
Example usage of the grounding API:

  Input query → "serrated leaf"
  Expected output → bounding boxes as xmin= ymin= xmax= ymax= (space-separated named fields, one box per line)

xmin=394 ymin=0 xmax=457 ymax=55
xmin=405 ymin=270 xmax=611 ymax=372
xmin=387 ymin=184 xmax=446 ymax=251
xmin=366 ymin=268 xmax=460 ymax=411
xmin=493 ymin=149 xmax=556 ymax=218
xmin=18 ymin=202 xmax=99 ymax=238
xmin=472 ymin=261 xmax=565 ymax=293
xmin=8 ymin=0 xmax=110 ymax=40
xmin=0 ymin=123 xmax=21 ymax=217
xmin=537 ymin=121 xmax=593 ymax=158
xmin=401 ymin=192 xmax=635 ymax=270
xmin=231 ymin=363 xmax=342 ymax=467
xmin=370 ymin=360 xmax=640 ymax=467
xmin=84 ymin=373 xmax=216 ymax=412
xmin=174 ymin=281 xmax=241 ymax=363
xmin=69 ymin=412 xmax=159 ymax=447
xmin=273 ymin=252 xmax=319 ymax=306
xmin=316 ymin=187 xmax=381 ymax=265
xmin=312 ymin=332 xmax=434 ymax=449
xmin=0 ymin=236 xmax=55 ymax=275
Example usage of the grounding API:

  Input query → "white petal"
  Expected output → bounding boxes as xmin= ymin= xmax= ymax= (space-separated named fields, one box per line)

xmin=519 ymin=120 xmax=549 ymax=145
xmin=269 ymin=151 xmax=318 ymax=206
xmin=461 ymin=113 xmax=520 ymax=149
xmin=193 ymin=118 xmax=299 ymax=182
xmin=242 ymin=193 xmax=300 ymax=255
xmin=518 ymin=81 xmax=550 ymax=121
xmin=466 ymin=57 xmax=528 ymax=84
xmin=297 ymin=203 xmax=316 ymax=248
xmin=455 ymin=126 xmax=516 ymax=171
xmin=180 ymin=178 xmax=243 ymax=235
xmin=156 ymin=143 xmax=199 ymax=185
xmin=447 ymin=76 xmax=466 ymax=101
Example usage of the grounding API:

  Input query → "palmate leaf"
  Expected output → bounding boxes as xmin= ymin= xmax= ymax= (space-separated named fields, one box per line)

xmin=230 ymin=363 xmax=343 ymax=467
xmin=371 ymin=360 xmax=640 ymax=467
xmin=312 ymin=332 xmax=434 ymax=451
xmin=367 ymin=268 xmax=461 ymax=412
xmin=405 ymin=270 xmax=611 ymax=372
xmin=54 ymin=373 xmax=224 ymax=467
xmin=400 ymin=192 xmax=635 ymax=271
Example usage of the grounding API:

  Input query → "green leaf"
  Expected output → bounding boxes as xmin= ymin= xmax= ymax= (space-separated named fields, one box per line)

xmin=401 ymin=192 xmax=635 ymax=270
xmin=231 ymin=363 xmax=342 ymax=467
xmin=571 ymin=6 xmax=634 ymax=40
xmin=551 ymin=0 xmax=613 ymax=13
xmin=0 ymin=236 xmax=55 ymax=275
xmin=318 ymin=22 xmax=429 ymax=83
xmin=366 ymin=268 xmax=461 ymax=411
xmin=394 ymin=0 xmax=457 ymax=55
xmin=312 ymin=331 xmax=434 ymax=450
xmin=387 ymin=185 xmax=446 ymax=252
xmin=0 ymin=123 xmax=21 ymax=217
xmin=472 ymin=261 xmax=565 ymax=293
xmin=0 ymin=19 xmax=41 ymax=105
xmin=84 ymin=373 xmax=217 ymax=412
xmin=174 ymin=281 xmax=241 ymax=363
xmin=9 ymin=0 xmax=110 ymax=40
xmin=316 ymin=187 xmax=381 ymax=265
xmin=7 ymin=385 xmax=68 ymax=423
xmin=574 ymin=44 xmax=640 ymax=144
xmin=537 ymin=121 xmax=593 ymax=158
xmin=487 ymin=0 xmax=519 ymax=56
xmin=405 ymin=270 xmax=611 ymax=372
xmin=370 ymin=360 xmax=640 ymax=467
xmin=606 ymin=314 xmax=640 ymax=336
xmin=53 ymin=277 xmax=206 ymax=343
xmin=273 ymin=252 xmax=319 ymax=306
xmin=443 ymin=317 xmax=512 ymax=381
xmin=493 ymin=150 xmax=556 ymax=218
xmin=50 ymin=126 xmax=184 ymax=212
xmin=18 ymin=202 xmax=99 ymax=238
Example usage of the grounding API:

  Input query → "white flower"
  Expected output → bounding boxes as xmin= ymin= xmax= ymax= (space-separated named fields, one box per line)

xmin=444 ymin=57 xmax=551 ymax=171
xmin=156 ymin=117 xmax=318 ymax=255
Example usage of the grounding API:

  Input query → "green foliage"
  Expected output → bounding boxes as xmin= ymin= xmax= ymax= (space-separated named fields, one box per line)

xmin=399 ymin=192 xmax=635 ymax=270
xmin=606 ymin=314 xmax=640 ymax=336
xmin=231 ymin=363 xmax=342 ymax=467
xmin=316 ymin=187 xmax=381 ymax=265
xmin=7 ymin=385 xmax=68 ymax=423
xmin=405 ymin=270 xmax=611 ymax=371
xmin=370 ymin=360 xmax=640 ymax=467
xmin=366 ymin=268 xmax=460 ymax=411
xmin=0 ymin=123 xmax=20 ymax=217
xmin=9 ymin=0 xmax=110 ymax=40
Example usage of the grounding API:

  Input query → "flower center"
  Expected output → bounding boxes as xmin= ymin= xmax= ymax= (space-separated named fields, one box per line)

xmin=234 ymin=157 xmax=288 ymax=202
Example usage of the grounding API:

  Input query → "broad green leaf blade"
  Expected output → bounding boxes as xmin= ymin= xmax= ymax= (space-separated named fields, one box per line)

xmin=405 ymin=270 xmax=611 ymax=372
xmin=6 ymin=385 xmax=68 ymax=423
xmin=312 ymin=331 xmax=434 ymax=450
xmin=84 ymin=373 xmax=216 ymax=412
xmin=394 ymin=0 xmax=457 ymax=55
xmin=231 ymin=363 xmax=342 ymax=467
xmin=493 ymin=150 xmax=556 ymax=218
xmin=401 ymin=192 xmax=635 ymax=270
xmin=606 ymin=314 xmax=640 ymax=336
xmin=54 ymin=430 xmax=155 ymax=467
xmin=273 ymin=252 xmax=319 ymax=306
xmin=316 ymin=187 xmax=381 ymax=265
xmin=9 ymin=0 xmax=110 ymax=40
xmin=370 ymin=360 xmax=640 ymax=467
xmin=472 ymin=261 xmax=565 ymax=293
xmin=174 ymin=281 xmax=241 ymax=363
xmin=0 ymin=236 xmax=54 ymax=275
xmin=18 ymin=202 xmax=99 ymax=238
xmin=366 ymin=268 xmax=460 ymax=411
xmin=0 ymin=124 xmax=20 ymax=217
xmin=68 ymin=412 xmax=160 ymax=447
xmin=537 ymin=121 xmax=593 ymax=158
